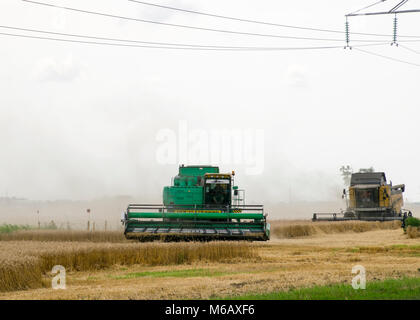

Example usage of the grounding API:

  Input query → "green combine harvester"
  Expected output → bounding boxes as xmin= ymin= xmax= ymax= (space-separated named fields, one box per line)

xmin=122 ymin=165 xmax=270 ymax=241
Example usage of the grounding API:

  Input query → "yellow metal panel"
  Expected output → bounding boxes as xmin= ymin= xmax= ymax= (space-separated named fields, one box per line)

xmin=349 ymin=187 xmax=356 ymax=208
xmin=379 ymin=186 xmax=390 ymax=207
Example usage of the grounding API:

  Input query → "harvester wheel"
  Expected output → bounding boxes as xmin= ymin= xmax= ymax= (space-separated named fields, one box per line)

xmin=344 ymin=211 xmax=355 ymax=218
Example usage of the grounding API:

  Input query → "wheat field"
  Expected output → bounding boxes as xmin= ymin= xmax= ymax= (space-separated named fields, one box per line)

xmin=0 ymin=241 xmax=256 ymax=292
xmin=407 ymin=226 xmax=420 ymax=238
xmin=270 ymin=220 xmax=401 ymax=238
xmin=0 ymin=220 xmax=402 ymax=243
xmin=0 ymin=230 xmax=127 ymax=242
xmin=0 ymin=220 xmax=419 ymax=299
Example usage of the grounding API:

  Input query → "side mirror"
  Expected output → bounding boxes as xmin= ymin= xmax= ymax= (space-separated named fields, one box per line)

xmin=343 ymin=189 xmax=346 ymax=195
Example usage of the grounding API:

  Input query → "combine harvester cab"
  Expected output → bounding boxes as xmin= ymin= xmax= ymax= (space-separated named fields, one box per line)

xmin=122 ymin=165 xmax=270 ymax=241
xmin=313 ymin=171 xmax=412 ymax=223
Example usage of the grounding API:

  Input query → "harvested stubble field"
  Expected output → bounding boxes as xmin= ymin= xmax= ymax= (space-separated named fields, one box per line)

xmin=0 ymin=220 xmax=419 ymax=300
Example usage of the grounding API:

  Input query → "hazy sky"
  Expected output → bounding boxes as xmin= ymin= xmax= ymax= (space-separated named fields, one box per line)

xmin=1 ymin=0 xmax=419 ymax=202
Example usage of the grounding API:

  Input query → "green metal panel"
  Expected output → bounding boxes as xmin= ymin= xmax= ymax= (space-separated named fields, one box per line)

xmin=127 ymin=221 xmax=265 ymax=229
xmin=127 ymin=211 xmax=264 ymax=220
xmin=165 ymin=166 xmax=231 ymax=206
xmin=178 ymin=166 xmax=219 ymax=177
xmin=174 ymin=176 xmax=201 ymax=187
xmin=124 ymin=219 xmax=270 ymax=241
xmin=163 ymin=186 xmax=203 ymax=206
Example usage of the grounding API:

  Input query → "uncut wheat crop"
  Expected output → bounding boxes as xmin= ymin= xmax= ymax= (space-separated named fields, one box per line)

xmin=0 ymin=241 xmax=257 ymax=293
xmin=407 ymin=226 xmax=420 ymax=238
xmin=0 ymin=230 xmax=127 ymax=242
xmin=270 ymin=220 xmax=401 ymax=238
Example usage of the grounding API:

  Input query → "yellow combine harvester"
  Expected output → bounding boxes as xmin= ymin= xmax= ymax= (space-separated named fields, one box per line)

xmin=313 ymin=172 xmax=413 ymax=222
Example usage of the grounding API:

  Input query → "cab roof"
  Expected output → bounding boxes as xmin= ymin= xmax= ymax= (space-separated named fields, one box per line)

xmin=350 ymin=172 xmax=386 ymax=186
xmin=178 ymin=165 xmax=219 ymax=177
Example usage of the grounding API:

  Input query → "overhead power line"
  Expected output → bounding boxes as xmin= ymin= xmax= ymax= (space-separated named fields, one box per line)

xmin=348 ymin=0 xmax=387 ymax=15
xmin=399 ymin=43 xmax=420 ymax=54
xmin=15 ymin=0 xmax=420 ymax=65
xmin=128 ymin=0 xmax=347 ymax=34
xmin=21 ymin=0 xmax=391 ymax=43
xmin=127 ymin=0 xmax=420 ymax=39
xmin=0 ymin=31 xmax=205 ymax=50
xmin=0 ymin=25 xmax=326 ymax=49
xmin=348 ymin=8 xmax=420 ymax=16
xmin=0 ymin=30 xmax=391 ymax=51
xmin=0 ymin=25 xmax=399 ymax=50
xmin=390 ymin=0 xmax=409 ymax=12
xmin=347 ymin=0 xmax=420 ymax=16
xmin=353 ymin=47 xmax=420 ymax=67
